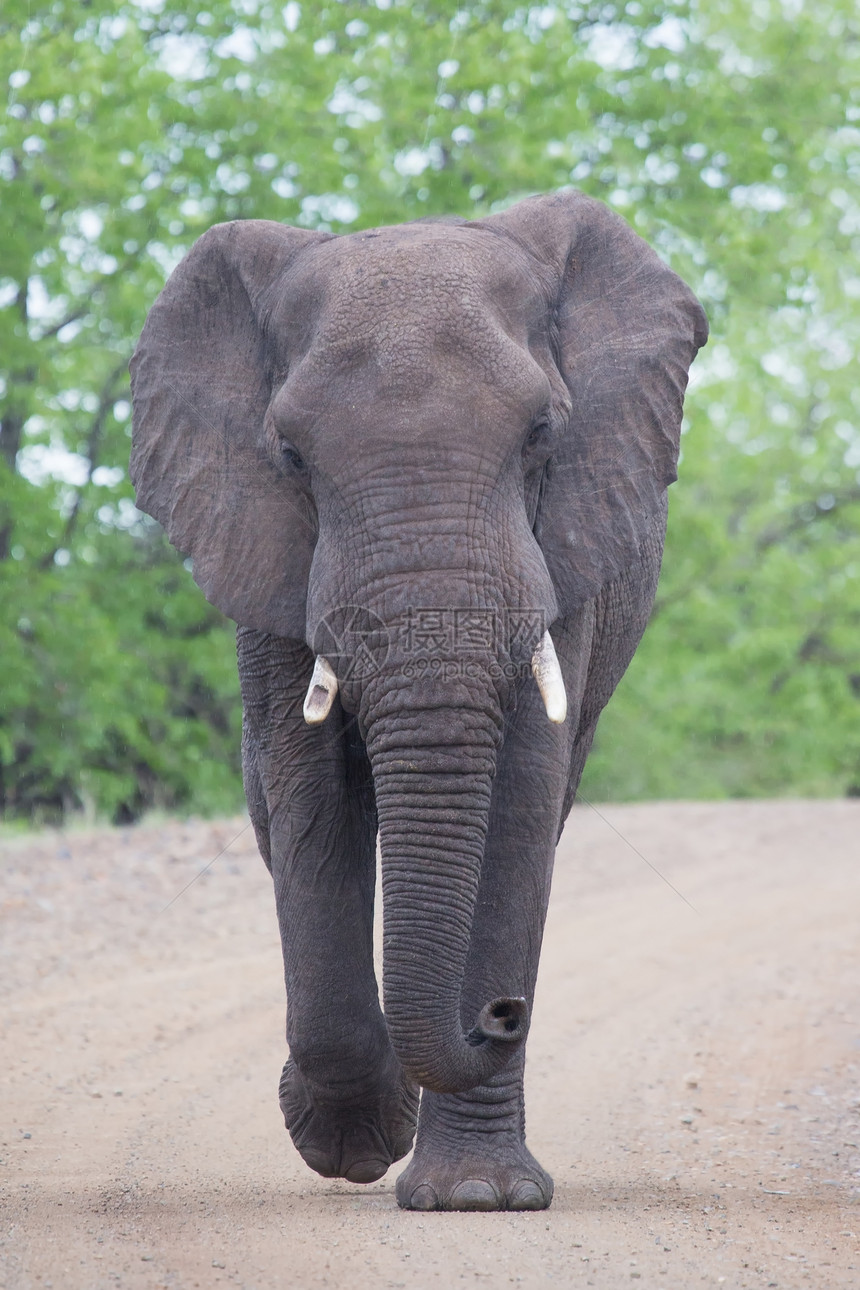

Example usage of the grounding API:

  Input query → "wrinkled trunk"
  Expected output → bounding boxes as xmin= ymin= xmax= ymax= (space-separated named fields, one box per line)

xmin=363 ymin=686 xmax=528 ymax=1094
xmin=306 ymin=476 xmax=558 ymax=1093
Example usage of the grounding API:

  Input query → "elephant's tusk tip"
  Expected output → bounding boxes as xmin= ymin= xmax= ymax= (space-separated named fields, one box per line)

xmin=545 ymin=695 xmax=568 ymax=724
xmin=303 ymin=656 xmax=338 ymax=725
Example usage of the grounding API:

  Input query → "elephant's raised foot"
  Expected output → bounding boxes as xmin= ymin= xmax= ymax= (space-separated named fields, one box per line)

xmin=395 ymin=1148 xmax=553 ymax=1211
xmin=279 ymin=1056 xmax=418 ymax=1184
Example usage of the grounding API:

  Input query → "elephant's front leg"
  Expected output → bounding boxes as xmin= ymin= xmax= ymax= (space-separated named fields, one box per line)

xmin=395 ymin=616 xmax=590 ymax=1211
xmin=238 ymin=630 xmax=418 ymax=1184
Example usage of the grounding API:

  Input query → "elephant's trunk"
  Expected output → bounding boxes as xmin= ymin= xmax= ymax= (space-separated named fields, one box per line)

xmin=363 ymin=685 xmax=528 ymax=1094
xmin=303 ymin=474 xmax=559 ymax=1092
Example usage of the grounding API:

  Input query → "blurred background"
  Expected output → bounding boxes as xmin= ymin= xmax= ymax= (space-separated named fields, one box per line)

xmin=1 ymin=0 xmax=857 ymax=824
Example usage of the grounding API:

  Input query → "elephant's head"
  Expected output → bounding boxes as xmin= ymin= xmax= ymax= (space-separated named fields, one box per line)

xmin=129 ymin=192 xmax=707 ymax=1093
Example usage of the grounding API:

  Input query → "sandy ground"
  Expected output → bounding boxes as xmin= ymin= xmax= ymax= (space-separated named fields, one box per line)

xmin=2 ymin=799 xmax=860 ymax=1290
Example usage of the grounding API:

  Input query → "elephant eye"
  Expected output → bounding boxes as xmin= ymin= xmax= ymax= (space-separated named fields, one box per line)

xmin=523 ymin=420 xmax=550 ymax=455
xmin=279 ymin=440 xmax=307 ymax=472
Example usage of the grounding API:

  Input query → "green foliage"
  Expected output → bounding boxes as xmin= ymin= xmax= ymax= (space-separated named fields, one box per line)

xmin=1 ymin=0 xmax=858 ymax=818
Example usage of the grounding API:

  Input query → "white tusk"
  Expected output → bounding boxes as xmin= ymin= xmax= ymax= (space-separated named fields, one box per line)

xmin=530 ymin=630 xmax=567 ymax=724
xmin=303 ymin=656 xmax=339 ymax=725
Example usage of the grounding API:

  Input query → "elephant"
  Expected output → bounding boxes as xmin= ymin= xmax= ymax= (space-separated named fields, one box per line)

xmin=129 ymin=190 xmax=707 ymax=1212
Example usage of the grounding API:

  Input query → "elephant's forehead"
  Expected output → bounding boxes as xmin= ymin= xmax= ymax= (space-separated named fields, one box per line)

xmin=316 ymin=224 xmax=522 ymax=292
xmin=299 ymin=227 xmax=538 ymax=351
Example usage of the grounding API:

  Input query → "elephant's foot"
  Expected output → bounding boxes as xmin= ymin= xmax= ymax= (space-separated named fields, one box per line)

xmin=279 ymin=1055 xmax=418 ymax=1184
xmin=395 ymin=1141 xmax=553 ymax=1211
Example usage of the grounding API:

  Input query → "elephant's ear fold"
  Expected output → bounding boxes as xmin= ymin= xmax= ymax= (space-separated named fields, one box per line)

xmin=484 ymin=192 xmax=708 ymax=613
xmin=130 ymin=220 xmax=328 ymax=639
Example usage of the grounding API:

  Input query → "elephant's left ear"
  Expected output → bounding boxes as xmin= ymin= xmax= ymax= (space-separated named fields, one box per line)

xmin=130 ymin=219 xmax=329 ymax=639
xmin=482 ymin=191 xmax=708 ymax=613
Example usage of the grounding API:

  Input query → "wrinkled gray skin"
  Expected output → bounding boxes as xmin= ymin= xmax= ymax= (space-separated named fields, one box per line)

xmin=129 ymin=192 xmax=707 ymax=1211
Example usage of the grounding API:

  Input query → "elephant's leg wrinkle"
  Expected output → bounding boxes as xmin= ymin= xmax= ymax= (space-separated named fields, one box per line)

xmin=241 ymin=712 xmax=271 ymax=872
xmin=397 ymin=1058 xmax=552 ymax=1211
xmin=278 ymin=1051 xmax=418 ymax=1185
xmin=237 ymin=628 xmax=418 ymax=1183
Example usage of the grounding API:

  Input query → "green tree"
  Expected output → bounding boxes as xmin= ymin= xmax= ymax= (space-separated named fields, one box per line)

xmin=1 ymin=0 xmax=858 ymax=819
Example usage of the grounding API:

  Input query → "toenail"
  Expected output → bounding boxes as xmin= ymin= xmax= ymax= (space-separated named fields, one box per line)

xmin=298 ymin=1148 xmax=339 ymax=1179
xmin=344 ymin=1158 xmax=388 ymax=1184
xmin=449 ymin=1179 xmax=500 ymax=1211
xmin=407 ymin=1183 xmax=440 ymax=1211
xmin=509 ymin=1179 xmax=550 ymax=1210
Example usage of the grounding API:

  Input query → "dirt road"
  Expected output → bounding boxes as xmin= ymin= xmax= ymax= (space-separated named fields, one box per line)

xmin=3 ymin=800 xmax=860 ymax=1289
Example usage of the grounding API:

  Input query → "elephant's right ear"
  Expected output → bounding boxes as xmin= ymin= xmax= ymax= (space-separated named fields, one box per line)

xmin=130 ymin=220 xmax=328 ymax=639
xmin=481 ymin=192 xmax=708 ymax=614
